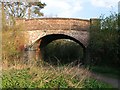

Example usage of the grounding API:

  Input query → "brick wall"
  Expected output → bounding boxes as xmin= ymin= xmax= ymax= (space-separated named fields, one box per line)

xmin=16 ymin=18 xmax=90 ymax=31
xmin=15 ymin=18 xmax=90 ymax=48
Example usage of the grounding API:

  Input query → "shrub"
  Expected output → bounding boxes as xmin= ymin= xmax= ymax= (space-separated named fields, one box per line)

xmin=88 ymin=13 xmax=119 ymax=67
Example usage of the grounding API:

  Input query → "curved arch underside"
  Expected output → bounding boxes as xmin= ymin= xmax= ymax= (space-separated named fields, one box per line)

xmin=25 ymin=29 xmax=89 ymax=48
xmin=38 ymin=34 xmax=86 ymax=49
xmin=33 ymin=34 xmax=86 ymax=64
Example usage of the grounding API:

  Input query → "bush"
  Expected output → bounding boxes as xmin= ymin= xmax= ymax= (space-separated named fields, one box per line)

xmin=88 ymin=13 xmax=119 ymax=67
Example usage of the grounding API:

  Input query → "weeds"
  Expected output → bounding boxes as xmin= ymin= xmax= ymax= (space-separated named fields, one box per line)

xmin=2 ymin=60 xmax=112 ymax=88
xmin=2 ymin=23 xmax=25 ymax=66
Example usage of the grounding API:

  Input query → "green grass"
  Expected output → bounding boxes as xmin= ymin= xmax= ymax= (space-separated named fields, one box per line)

xmin=2 ymin=63 xmax=113 ymax=88
xmin=83 ymin=78 xmax=112 ymax=88
xmin=2 ymin=69 xmax=32 ymax=88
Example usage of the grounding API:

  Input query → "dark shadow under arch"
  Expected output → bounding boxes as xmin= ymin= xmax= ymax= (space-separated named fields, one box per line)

xmin=35 ymin=34 xmax=87 ymax=64
xmin=39 ymin=34 xmax=86 ymax=50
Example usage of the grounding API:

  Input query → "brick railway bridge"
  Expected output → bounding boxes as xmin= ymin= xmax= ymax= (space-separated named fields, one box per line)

xmin=16 ymin=18 xmax=98 ymax=61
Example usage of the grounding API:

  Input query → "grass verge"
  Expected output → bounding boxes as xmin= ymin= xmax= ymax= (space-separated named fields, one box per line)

xmin=2 ymin=61 xmax=113 ymax=88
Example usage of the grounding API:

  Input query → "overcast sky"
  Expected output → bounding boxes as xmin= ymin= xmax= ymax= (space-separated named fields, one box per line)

xmin=40 ymin=0 xmax=119 ymax=19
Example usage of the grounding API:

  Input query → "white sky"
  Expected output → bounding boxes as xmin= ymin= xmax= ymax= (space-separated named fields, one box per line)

xmin=40 ymin=0 xmax=119 ymax=19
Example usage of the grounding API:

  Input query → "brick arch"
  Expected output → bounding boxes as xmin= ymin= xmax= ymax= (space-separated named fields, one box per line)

xmin=36 ymin=34 xmax=86 ymax=49
xmin=15 ymin=18 xmax=100 ymax=62
xmin=32 ymin=34 xmax=86 ymax=61
xmin=27 ymin=29 xmax=89 ymax=49
xmin=16 ymin=18 xmax=90 ymax=48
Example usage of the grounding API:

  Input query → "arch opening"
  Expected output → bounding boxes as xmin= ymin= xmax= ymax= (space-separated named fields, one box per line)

xmin=33 ymin=34 xmax=86 ymax=65
xmin=39 ymin=34 xmax=86 ymax=49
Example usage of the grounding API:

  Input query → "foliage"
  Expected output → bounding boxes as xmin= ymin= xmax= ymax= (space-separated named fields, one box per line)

xmin=88 ymin=13 xmax=119 ymax=67
xmin=42 ymin=39 xmax=84 ymax=65
xmin=2 ymin=69 xmax=32 ymax=88
xmin=1 ymin=1 xmax=46 ymax=65
xmin=2 ymin=62 xmax=112 ymax=88
xmin=2 ymin=2 xmax=46 ymax=19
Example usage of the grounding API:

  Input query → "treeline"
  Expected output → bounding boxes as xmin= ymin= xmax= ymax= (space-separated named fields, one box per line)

xmin=88 ymin=13 xmax=120 ymax=67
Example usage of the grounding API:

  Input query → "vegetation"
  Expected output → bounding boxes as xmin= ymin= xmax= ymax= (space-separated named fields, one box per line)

xmin=2 ymin=1 xmax=46 ymax=65
xmin=2 ymin=24 xmax=25 ymax=65
xmin=2 ymin=62 xmax=112 ymax=88
xmin=88 ymin=13 xmax=120 ymax=67
xmin=42 ymin=39 xmax=84 ymax=65
xmin=1 ymin=2 xmax=119 ymax=88
xmin=2 ymin=2 xmax=46 ymax=19
xmin=2 ymin=25 xmax=113 ymax=88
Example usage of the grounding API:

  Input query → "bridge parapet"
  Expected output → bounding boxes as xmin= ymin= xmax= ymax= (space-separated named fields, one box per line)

xmin=16 ymin=18 xmax=90 ymax=31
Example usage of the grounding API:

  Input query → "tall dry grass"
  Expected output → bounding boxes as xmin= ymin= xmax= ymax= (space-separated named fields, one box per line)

xmin=2 ymin=60 xmax=90 ymax=88
xmin=2 ymin=21 xmax=25 ymax=67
